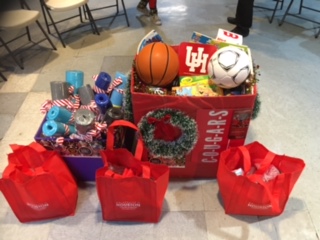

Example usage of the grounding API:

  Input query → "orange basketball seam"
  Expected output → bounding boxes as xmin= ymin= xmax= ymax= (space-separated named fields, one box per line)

xmin=156 ymin=43 xmax=170 ymax=87
xmin=149 ymin=43 xmax=156 ymax=85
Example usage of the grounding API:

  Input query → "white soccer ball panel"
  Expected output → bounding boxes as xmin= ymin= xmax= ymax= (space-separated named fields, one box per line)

xmin=233 ymin=66 xmax=251 ymax=84
xmin=218 ymin=51 xmax=238 ymax=70
xmin=207 ymin=46 xmax=251 ymax=89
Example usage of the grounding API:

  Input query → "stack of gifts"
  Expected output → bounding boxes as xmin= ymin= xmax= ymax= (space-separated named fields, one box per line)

xmin=0 ymin=29 xmax=306 ymax=225
xmin=35 ymin=70 xmax=129 ymax=157
xmin=129 ymin=29 xmax=259 ymax=178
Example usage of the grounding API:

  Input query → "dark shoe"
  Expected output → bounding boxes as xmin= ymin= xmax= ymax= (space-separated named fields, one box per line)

xmin=227 ymin=17 xmax=237 ymax=25
xmin=231 ymin=26 xmax=250 ymax=37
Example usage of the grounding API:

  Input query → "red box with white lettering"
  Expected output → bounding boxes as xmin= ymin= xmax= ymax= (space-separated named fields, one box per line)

xmin=130 ymin=42 xmax=257 ymax=179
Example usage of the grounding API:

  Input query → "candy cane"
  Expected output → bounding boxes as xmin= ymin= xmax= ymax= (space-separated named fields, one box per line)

xmin=107 ymin=77 xmax=122 ymax=94
xmin=40 ymin=100 xmax=53 ymax=114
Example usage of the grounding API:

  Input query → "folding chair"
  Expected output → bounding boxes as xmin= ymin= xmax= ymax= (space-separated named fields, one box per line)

xmin=254 ymin=0 xmax=284 ymax=23
xmin=0 ymin=0 xmax=57 ymax=70
xmin=40 ymin=0 xmax=100 ymax=48
xmin=85 ymin=0 xmax=130 ymax=27
xmin=278 ymin=0 xmax=320 ymax=38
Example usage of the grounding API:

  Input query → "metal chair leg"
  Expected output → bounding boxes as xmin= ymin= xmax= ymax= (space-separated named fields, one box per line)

xmin=316 ymin=28 xmax=320 ymax=38
xmin=254 ymin=0 xmax=283 ymax=24
xmin=0 ymin=71 xmax=7 ymax=81
xmin=42 ymin=5 xmax=67 ymax=48
xmin=35 ymin=20 xmax=57 ymax=50
xmin=83 ymin=5 xmax=96 ymax=34
xmin=0 ymin=37 xmax=24 ymax=69
xmin=84 ymin=4 xmax=100 ymax=35
xmin=299 ymin=0 xmax=303 ymax=14
xmin=82 ymin=6 xmax=88 ymax=20
xmin=79 ymin=7 xmax=85 ymax=23
xmin=121 ymin=0 xmax=130 ymax=27
xmin=40 ymin=1 xmax=52 ymax=34
xmin=26 ymin=26 xmax=32 ymax=41
xmin=269 ymin=0 xmax=282 ymax=23
xmin=279 ymin=0 xmax=294 ymax=26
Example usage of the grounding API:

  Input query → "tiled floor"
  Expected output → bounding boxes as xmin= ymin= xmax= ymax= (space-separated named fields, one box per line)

xmin=1 ymin=0 xmax=320 ymax=239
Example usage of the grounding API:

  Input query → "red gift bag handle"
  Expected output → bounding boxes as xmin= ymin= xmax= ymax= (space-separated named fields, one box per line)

xmin=9 ymin=142 xmax=47 ymax=153
xmin=107 ymin=120 xmax=144 ymax=160
xmin=239 ymin=146 xmax=284 ymax=213
xmin=103 ymin=163 xmax=151 ymax=179
xmin=8 ymin=142 xmax=48 ymax=167
xmin=239 ymin=145 xmax=275 ymax=174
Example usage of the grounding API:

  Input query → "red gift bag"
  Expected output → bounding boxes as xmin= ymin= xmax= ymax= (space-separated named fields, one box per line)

xmin=0 ymin=142 xmax=78 ymax=223
xmin=96 ymin=120 xmax=169 ymax=223
xmin=217 ymin=141 xmax=305 ymax=216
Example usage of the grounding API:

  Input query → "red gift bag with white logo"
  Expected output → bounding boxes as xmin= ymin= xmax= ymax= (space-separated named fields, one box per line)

xmin=96 ymin=120 xmax=169 ymax=223
xmin=0 ymin=142 xmax=78 ymax=222
xmin=217 ymin=141 xmax=305 ymax=216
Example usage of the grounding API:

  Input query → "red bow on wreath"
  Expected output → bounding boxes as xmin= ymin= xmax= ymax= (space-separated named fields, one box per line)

xmin=147 ymin=114 xmax=182 ymax=142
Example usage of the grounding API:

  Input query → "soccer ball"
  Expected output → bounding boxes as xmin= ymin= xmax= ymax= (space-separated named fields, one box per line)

xmin=207 ymin=46 xmax=251 ymax=89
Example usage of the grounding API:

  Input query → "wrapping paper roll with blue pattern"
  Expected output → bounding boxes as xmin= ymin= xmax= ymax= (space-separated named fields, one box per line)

xmin=110 ymin=72 xmax=128 ymax=107
xmin=66 ymin=70 xmax=84 ymax=94
xmin=47 ymin=106 xmax=73 ymax=123
xmin=42 ymin=120 xmax=76 ymax=137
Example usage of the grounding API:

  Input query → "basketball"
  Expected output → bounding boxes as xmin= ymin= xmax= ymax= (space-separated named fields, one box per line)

xmin=135 ymin=42 xmax=179 ymax=87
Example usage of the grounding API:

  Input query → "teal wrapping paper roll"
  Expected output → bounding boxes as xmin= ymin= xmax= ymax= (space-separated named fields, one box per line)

xmin=42 ymin=120 xmax=76 ymax=137
xmin=47 ymin=106 xmax=73 ymax=123
xmin=110 ymin=72 xmax=128 ymax=107
xmin=66 ymin=70 xmax=84 ymax=94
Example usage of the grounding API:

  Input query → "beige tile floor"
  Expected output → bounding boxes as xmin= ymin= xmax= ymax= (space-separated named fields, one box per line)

xmin=1 ymin=0 xmax=320 ymax=239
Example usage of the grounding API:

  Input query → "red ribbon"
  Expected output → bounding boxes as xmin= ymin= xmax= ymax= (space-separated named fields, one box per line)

xmin=68 ymin=85 xmax=75 ymax=95
xmin=107 ymin=77 xmax=122 ymax=94
xmin=55 ymin=137 xmax=64 ymax=146
xmin=147 ymin=114 xmax=182 ymax=142
xmin=79 ymin=100 xmax=100 ymax=117
xmin=40 ymin=97 xmax=78 ymax=114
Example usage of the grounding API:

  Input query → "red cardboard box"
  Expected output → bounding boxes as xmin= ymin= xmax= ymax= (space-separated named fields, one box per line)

xmin=131 ymin=74 xmax=257 ymax=179
xmin=131 ymin=42 xmax=257 ymax=178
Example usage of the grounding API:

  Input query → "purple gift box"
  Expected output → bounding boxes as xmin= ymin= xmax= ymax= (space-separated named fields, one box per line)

xmin=34 ymin=118 xmax=105 ymax=181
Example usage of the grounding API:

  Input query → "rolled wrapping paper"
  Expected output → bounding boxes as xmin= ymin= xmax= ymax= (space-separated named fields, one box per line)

xmin=47 ymin=106 xmax=73 ymax=123
xmin=42 ymin=120 xmax=76 ymax=137
xmin=66 ymin=70 xmax=84 ymax=94
xmin=74 ymin=109 xmax=95 ymax=134
xmin=110 ymin=72 xmax=128 ymax=107
xmin=94 ymin=93 xmax=112 ymax=115
xmin=94 ymin=72 xmax=111 ymax=93
xmin=103 ymin=107 xmax=124 ymax=125
xmin=50 ymin=81 xmax=70 ymax=100
xmin=78 ymin=84 xmax=95 ymax=105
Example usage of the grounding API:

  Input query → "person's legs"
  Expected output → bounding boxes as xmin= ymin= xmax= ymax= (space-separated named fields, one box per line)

xmin=148 ymin=0 xmax=156 ymax=9
xmin=235 ymin=0 xmax=254 ymax=28
xmin=149 ymin=0 xmax=162 ymax=25
xmin=137 ymin=0 xmax=150 ymax=16
xmin=228 ymin=0 xmax=254 ymax=37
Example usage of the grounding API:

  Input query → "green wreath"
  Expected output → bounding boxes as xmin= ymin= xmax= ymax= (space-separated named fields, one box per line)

xmin=138 ymin=108 xmax=198 ymax=159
